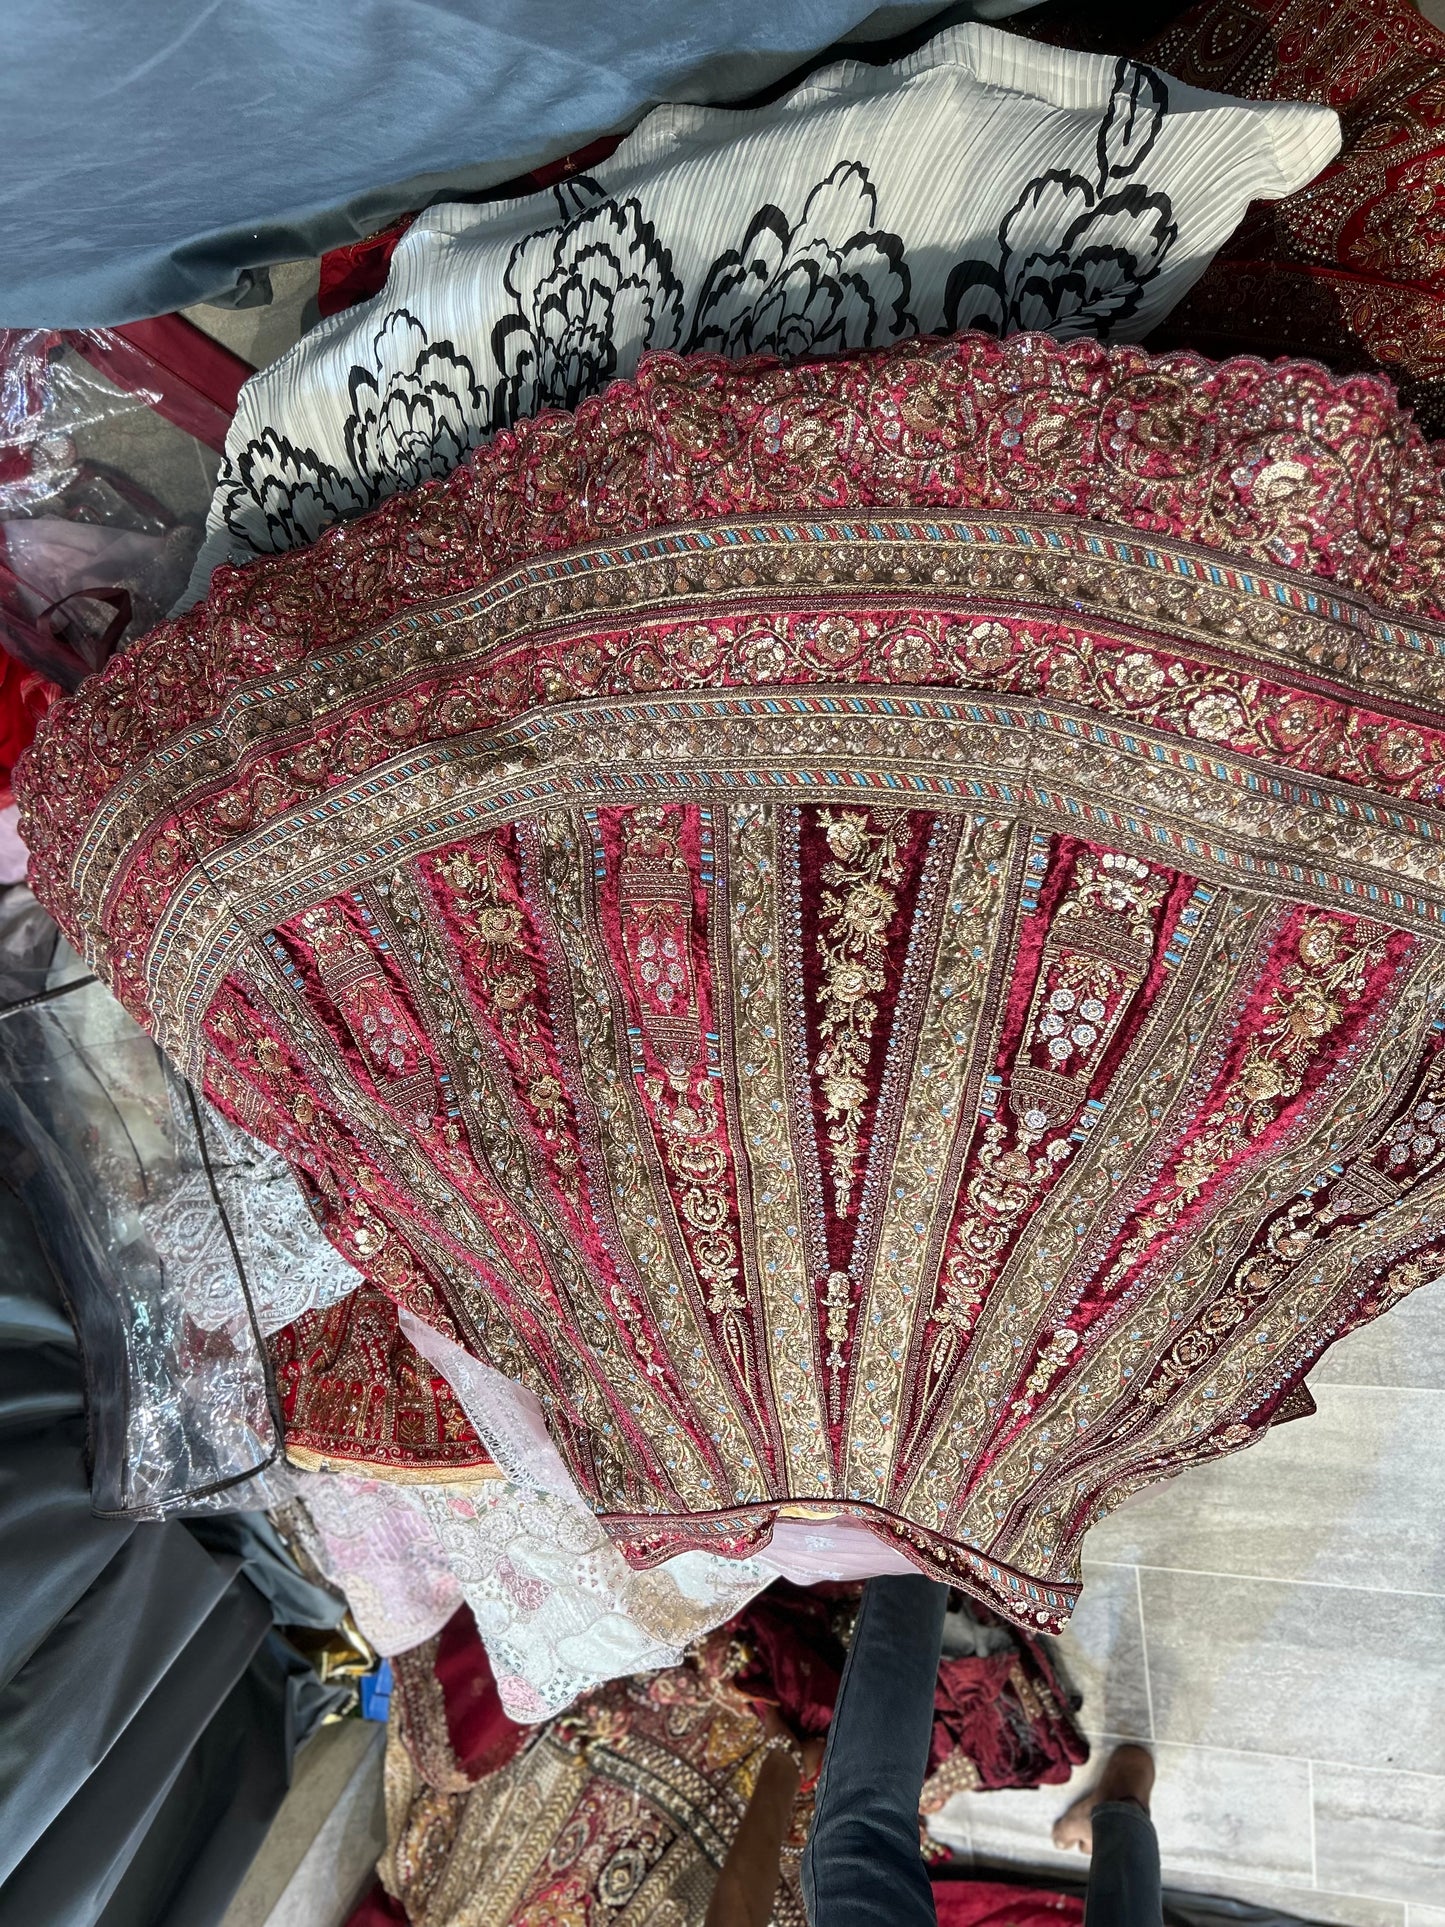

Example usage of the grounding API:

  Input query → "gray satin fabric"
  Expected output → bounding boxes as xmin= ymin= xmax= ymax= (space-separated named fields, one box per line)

xmin=0 ymin=1168 xmax=344 ymax=1924
xmin=0 ymin=1572 xmax=274 ymax=1923
xmin=2 ymin=0 xmax=959 ymax=325
xmin=0 ymin=1240 xmax=135 ymax=1694
xmin=0 ymin=1525 xmax=248 ymax=1883
xmin=93 ymin=1633 xmax=343 ymax=1927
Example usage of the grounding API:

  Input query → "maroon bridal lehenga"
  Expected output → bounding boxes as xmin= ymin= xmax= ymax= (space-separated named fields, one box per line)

xmin=20 ymin=328 xmax=1445 ymax=1627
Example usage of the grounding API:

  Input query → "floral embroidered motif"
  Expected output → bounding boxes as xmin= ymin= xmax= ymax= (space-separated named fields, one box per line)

xmin=821 ymin=1269 xmax=853 ymax=1421
xmin=813 ymin=808 xmax=907 ymax=1215
xmin=1013 ymin=850 xmax=1169 ymax=1131
xmin=1023 ymin=1327 xmax=1080 ymax=1400
xmin=613 ymin=809 xmax=747 ymax=1335
xmin=618 ymin=806 xmax=702 ymax=1075
xmin=928 ymin=845 xmax=1171 ymax=1369
xmin=301 ymin=901 xmax=446 ymax=1137
xmin=1136 ymin=912 xmax=1392 ymax=1408
xmin=433 ymin=840 xmax=579 ymax=1201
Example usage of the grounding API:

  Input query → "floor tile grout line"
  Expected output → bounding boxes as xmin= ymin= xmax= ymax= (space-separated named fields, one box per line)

xmin=1312 ymin=1379 xmax=1444 ymax=1392
xmin=1086 ymin=1728 xmax=1313 ymax=1768
xmin=1134 ymin=1563 xmax=1156 ymax=1742
xmin=1083 ymin=1557 xmax=1445 ymax=1602
xmin=1307 ymin=1758 xmax=1318 ymax=1889
xmin=1084 ymin=1726 xmax=1445 ymax=1784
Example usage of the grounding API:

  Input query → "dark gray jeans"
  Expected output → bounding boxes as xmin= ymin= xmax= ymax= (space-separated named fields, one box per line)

xmin=801 ymin=1575 xmax=1163 ymax=1927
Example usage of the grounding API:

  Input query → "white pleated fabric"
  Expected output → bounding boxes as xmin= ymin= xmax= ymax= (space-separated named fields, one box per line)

xmin=185 ymin=21 xmax=1338 ymax=597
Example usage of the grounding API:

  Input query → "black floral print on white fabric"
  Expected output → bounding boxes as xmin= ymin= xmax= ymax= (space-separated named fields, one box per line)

xmin=215 ymin=68 xmax=1186 ymax=561
xmin=217 ymin=427 xmax=369 ymax=556
xmin=943 ymin=60 xmax=1178 ymax=340
xmin=686 ymin=161 xmax=912 ymax=358
xmin=491 ymin=185 xmax=685 ymax=423
xmin=345 ymin=310 xmax=489 ymax=499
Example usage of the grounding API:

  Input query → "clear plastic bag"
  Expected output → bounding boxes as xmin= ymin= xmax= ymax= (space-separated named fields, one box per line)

xmin=0 ymin=327 xmax=220 ymax=690
xmin=0 ymin=886 xmax=282 ymax=1516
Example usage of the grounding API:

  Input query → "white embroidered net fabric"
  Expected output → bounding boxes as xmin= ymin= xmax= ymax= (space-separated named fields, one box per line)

xmin=289 ymin=1462 xmax=771 ymax=1714
xmin=289 ymin=1473 xmax=464 ymax=1658
xmin=399 ymin=1306 xmax=579 ymax=1495
xmin=417 ymin=1483 xmax=768 ymax=1720
xmin=141 ymin=1090 xmax=363 ymax=1338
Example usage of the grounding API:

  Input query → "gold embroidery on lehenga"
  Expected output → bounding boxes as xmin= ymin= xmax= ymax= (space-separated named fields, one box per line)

xmin=987 ymin=915 xmax=1425 ymax=1578
xmin=1136 ymin=940 xmax=1436 ymax=1404
xmin=233 ymin=936 xmax=654 ymax=1507
xmin=134 ymin=674 xmax=1445 ymax=1075
xmin=38 ymin=330 xmax=1445 ymax=1629
xmin=904 ymin=881 xmax=1250 ymax=1546
xmin=1011 ymin=851 xmax=1169 ymax=1132
xmin=301 ymin=900 xmax=446 ymax=1135
xmin=722 ymin=802 xmax=832 ymax=1498
xmin=55 ymin=507 xmax=1445 ymax=979
xmin=924 ymin=846 xmax=1170 ymax=1390
xmin=432 ymin=841 xmax=579 ymax=1201
xmin=807 ymin=807 xmax=909 ymax=1423
xmin=841 ymin=816 xmax=1011 ymax=1504
xmin=1125 ymin=913 xmax=1390 ymax=1367
xmin=813 ymin=808 xmax=908 ymax=1216
xmin=617 ymin=807 xmax=745 ymax=1323
xmin=374 ymin=860 xmax=687 ymax=1508
xmin=534 ymin=811 xmax=761 ymax=1505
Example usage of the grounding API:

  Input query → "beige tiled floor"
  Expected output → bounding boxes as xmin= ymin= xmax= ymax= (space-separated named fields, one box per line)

xmin=930 ymin=1286 xmax=1445 ymax=1926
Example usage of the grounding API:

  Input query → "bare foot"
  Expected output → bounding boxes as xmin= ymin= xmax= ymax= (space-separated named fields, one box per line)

xmin=1051 ymin=1744 xmax=1155 ymax=1854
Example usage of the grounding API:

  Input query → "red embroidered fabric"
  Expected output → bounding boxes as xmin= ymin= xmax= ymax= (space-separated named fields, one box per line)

xmin=343 ymin=1888 xmax=408 ymax=1927
xmin=18 ymin=333 xmax=1445 ymax=1627
xmin=390 ymin=1604 xmax=528 ymax=1790
xmin=379 ymin=1625 xmax=811 ymax=1926
xmin=1032 ymin=0 xmax=1445 ymax=434
xmin=728 ymin=1581 xmax=1087 ymax=1798
xmin=931 ymin=1882 xmax=1084 ymax=1927
xmin=377 ymin=1583 xmax=1084 ymax=1926
xmin=273 ymin=1284 xmax=496 ymax=1478
xmin=925 ymin=1632 xmax=1088 ymax=1807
